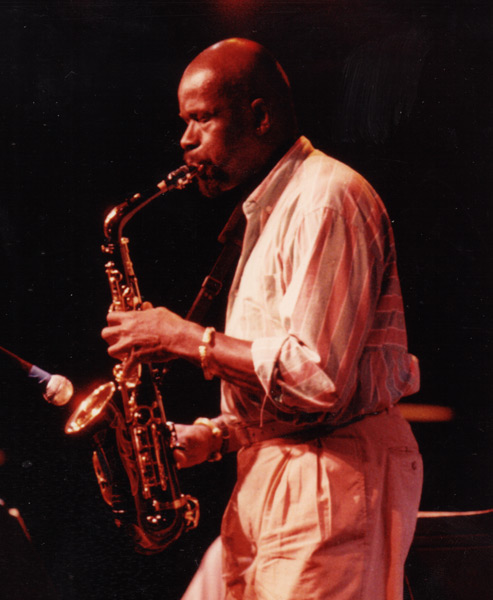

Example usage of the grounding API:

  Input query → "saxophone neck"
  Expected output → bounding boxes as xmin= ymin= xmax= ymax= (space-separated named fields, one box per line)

xmin=102 ymin=165 xmax=197 ymax=253
xmin=102 ymin=194 xmax=154 ymax=254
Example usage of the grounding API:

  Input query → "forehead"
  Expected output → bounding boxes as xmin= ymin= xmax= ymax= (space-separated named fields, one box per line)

xmin=178 ymin=68 xmax=226 ymax=110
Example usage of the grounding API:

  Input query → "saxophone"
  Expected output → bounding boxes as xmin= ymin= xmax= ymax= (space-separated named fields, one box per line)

xmin=65 ymin=165 xmax=200 ymax=554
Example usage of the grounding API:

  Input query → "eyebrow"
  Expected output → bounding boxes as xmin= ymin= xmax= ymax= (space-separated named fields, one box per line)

xmin=178 ymin=107 xmax=219 ymax=121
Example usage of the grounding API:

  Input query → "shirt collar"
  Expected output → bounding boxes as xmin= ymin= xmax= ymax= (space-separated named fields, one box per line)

xmin=243 ymin=136 xmax=314 ymax=217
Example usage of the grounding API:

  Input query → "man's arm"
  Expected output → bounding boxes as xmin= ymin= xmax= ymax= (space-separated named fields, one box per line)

xmin=102 ymin=307 xmax=263 ymax=392
xmin=101 ymin=308 xmax=259 ymax=468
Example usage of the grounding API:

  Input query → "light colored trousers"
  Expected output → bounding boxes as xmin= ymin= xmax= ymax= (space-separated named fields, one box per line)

xmin=182 ymin=407 xmax=422 ymax=600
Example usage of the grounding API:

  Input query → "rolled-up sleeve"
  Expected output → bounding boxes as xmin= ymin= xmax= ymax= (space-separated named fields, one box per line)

xmin=251 ymin=196 xmax=385 ymax=418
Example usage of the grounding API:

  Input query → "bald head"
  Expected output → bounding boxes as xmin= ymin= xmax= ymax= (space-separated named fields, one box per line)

xmin=177 ymin=39 xmax=298 ymax=197
xmin=181 ymin=38 xmax=297 ymax=142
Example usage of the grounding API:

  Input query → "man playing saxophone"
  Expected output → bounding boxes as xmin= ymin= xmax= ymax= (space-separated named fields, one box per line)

xmin=102 ymin=38 xmax=422 ymax=599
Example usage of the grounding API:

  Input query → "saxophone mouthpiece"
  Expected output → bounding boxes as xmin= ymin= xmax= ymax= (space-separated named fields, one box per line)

xmin=156 ymin=164 xmax=200 ymax=193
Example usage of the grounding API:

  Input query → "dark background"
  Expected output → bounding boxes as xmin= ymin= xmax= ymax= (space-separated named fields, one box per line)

xmin=1 ymin=1 xmax=492 ymax=598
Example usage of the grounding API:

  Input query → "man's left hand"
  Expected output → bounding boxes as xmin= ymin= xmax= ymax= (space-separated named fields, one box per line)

xmin=101 ymin=306 xmax=186 ymax=375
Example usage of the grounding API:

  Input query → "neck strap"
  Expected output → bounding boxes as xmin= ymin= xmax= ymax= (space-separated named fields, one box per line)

xmin=186 ymin=202 xmax=245 ymax=324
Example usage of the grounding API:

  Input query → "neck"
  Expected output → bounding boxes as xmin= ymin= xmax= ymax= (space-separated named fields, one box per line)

xmin=234 ymin=136 xmax=298 ymax=203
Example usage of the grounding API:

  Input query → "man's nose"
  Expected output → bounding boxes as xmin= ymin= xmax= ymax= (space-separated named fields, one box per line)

xmin=180 ymin=121 xmax=199 ymax=151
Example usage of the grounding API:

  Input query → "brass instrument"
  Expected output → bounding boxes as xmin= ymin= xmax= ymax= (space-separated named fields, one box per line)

xmin=66 ymin=165 xmax=199 ymax=554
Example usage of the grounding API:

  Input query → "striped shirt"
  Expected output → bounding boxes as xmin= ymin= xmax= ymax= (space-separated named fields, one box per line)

xmin=222 ymin=136 xmax=419 ymax=428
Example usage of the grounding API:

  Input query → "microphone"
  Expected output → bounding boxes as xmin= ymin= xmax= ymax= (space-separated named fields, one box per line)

xmin=0 ymin=345 xmax=73 ymax=406
xmin=27 ymin=364 xmax=74 ymax=406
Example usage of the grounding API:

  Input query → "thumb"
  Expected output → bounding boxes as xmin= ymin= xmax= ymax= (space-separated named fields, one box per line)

xmin=173 ymin=448 xmax=187 ymax=470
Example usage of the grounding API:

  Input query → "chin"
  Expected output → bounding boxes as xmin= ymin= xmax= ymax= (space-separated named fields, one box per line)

xmin=197 ymin=178 xmax=224 ymax=198
xmin=196 ymin=165 xmax=233 ymax=198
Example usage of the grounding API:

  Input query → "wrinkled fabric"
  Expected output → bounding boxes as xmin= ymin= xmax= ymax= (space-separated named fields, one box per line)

xmin=185 ymin=137 xmax=423 ymax=600
xmin=222 ymin=137 xmax=419 ymax=430
xmin=181 ymin=537 xmax=226 ymax=600
xmin=221 ymin=408 xmax=423 ymax=600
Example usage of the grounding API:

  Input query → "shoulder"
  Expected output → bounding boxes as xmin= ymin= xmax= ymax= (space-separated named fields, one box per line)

xmin=295 ymin=148 xmax=382 ymax=217
xmin=284 ymin=146 xmax=394 ymax=258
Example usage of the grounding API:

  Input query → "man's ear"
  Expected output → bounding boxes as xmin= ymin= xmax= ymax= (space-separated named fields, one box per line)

xmin=251 ymin=98 xmax=271 ymax=135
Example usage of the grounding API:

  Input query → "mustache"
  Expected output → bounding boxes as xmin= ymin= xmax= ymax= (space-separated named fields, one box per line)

xmin=184 ymin=159 xmax=229 ymax=184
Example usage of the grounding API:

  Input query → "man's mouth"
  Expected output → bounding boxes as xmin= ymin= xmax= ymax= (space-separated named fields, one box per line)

xmin=187 ymin=161 xmax=223 ymax=182
xmin=185 ymin=158 xmax=208 ymax=175
xmin=195 ymin=163 xmax=208 ymax=178
xmin=185 ymin=163 xmax=206 ymax=179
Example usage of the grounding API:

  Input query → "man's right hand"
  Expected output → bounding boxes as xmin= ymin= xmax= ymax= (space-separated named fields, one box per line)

xmin=173 ymin=423 xmax=222 ymax=469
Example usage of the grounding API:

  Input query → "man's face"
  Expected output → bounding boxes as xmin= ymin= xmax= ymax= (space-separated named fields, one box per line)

xmin=178 ymin=68 xmax=259 ymax=198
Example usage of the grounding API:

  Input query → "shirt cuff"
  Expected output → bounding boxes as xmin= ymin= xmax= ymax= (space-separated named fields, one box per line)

xmin=251 ymin=334 xmax=337 ymax=414
xmin=251 ymin=335 xmax=285 ymax=399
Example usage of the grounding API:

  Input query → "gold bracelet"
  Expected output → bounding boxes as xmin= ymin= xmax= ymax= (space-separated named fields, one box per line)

xmin=193 ymin=417 xmax=223 ymax=462
xmin=198 ymin=326 xmax=216 ymax=380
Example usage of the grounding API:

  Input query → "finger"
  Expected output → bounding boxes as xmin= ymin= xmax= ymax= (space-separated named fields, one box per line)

xmin=101 ymin=325 xmax=121 ymax=343
xmin=106 ymin=311 xmax=126 ymax=325
xmin=141 ymin=301 xmax=154 ymax=310
xmin=106 ymin=339 xmax=133 ymax=360
xmin=173 ymin=449 xmax=187 ymax=470
xmin=121 ymin=348 xmax=141 ymax=378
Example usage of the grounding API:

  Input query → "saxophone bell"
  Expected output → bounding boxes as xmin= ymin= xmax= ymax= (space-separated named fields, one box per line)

xmin=65 ymin=381 xmax=116 ymax=434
